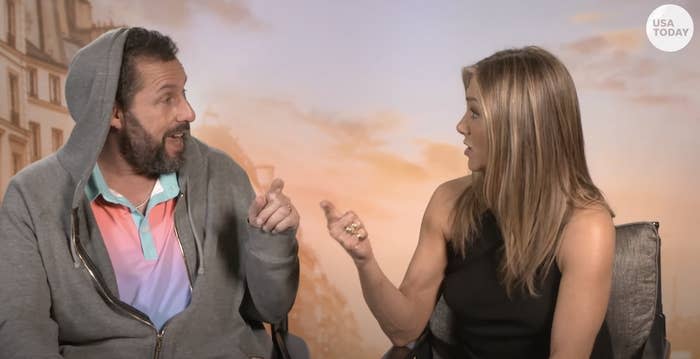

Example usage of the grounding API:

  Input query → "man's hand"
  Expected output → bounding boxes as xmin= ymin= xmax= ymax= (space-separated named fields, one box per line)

xmin=248 ymin=178 xmax=299 ymax=233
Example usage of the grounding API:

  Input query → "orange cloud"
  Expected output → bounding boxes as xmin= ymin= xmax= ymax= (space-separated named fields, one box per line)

xmin=628 ymin=94 xmax=691 ymax=106
xmin=565 ymin=29 xmax=645 ymax=54
xmin=302 ymin=110 xmax=403 ymax=150
xmin=570 ymin=12 xmax=606 ymax=24
xmin=355 ymin=150 xmax=430 ymax=181
xmin=202 ymin=0 xmax=264 ymax=29
xmin=92 ymin=0 xmax=264 ymax=30
xmin=416 ymin=139 xmax=469 ymax=180
xmin=596 ymin=77 xmax=627 ymax=91
xmin=557 ymin=29 xmax=699 ymax=107
xmin=194 ymin=96 xmax=441 ymax=219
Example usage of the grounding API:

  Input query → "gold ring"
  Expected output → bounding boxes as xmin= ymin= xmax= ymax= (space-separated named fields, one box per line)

xmin=344 ymin=225 xmax=355 ymax=234
xmin=356 ymin=232 xmax=366 ymax=240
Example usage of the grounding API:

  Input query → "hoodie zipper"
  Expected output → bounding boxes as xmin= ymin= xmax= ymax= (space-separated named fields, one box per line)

xmin=72 ymin=209 xmax=170 ymax=358
xmin=155 ymin=331 xmax=164 ymax=359
xmin=153 ymin=193 xmax=194 ymax=359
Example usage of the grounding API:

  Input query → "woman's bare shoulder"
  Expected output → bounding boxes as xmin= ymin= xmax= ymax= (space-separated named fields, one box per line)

xmin=424 ymin=175 xmax=473 ymax=229
xmin=567 ymin=204 xmax=614 ymax=231
xmin=558 ymin=203 xmax=615 ymax=272
xmin=434 ymin=175 xmax=473 ymax=200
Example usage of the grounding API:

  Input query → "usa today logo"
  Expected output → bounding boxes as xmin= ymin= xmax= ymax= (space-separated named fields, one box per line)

xmin=646 ymin=4 xmax=694 ymax=52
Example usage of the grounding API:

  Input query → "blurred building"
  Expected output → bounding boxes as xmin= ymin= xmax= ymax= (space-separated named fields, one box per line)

xmin=196 ymin=120 xmax=378 ymax=358
xmin=0 ymin=0 xmax=115 ymax=201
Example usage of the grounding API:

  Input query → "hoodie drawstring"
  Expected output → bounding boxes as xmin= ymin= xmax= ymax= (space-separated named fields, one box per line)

xmin=185 ymin=185 xmax=205 ymax=275
xmin=70 ymin=207 xmax=81 ymax=269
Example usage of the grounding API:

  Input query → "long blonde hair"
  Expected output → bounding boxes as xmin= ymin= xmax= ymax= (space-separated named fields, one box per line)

xmin=450 ymin=46 xmax=612 ymax=296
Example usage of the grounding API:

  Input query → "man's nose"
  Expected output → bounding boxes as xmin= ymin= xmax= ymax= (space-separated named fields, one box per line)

xmin=178 ymin=100 xmax=196 ymax=123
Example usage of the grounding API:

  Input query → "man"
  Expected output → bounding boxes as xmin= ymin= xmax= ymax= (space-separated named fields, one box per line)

xmin=0 ymin=27 xmax=300 ymax=358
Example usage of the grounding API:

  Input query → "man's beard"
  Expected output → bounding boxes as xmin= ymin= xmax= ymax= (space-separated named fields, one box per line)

xmin=118 ymin=111 xmax=189 ymax=177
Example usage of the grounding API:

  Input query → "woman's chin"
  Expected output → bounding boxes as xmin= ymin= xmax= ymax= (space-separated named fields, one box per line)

xmin=467 ymin=161 xmax=485 ymax=173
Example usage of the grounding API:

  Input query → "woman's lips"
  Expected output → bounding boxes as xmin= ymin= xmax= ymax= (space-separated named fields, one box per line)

xmin=463 ymin=140 xmax=473 ymax=156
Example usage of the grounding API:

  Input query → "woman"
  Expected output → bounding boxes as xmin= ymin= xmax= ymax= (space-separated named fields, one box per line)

xmin=321 ymin=46 xmax=615 ymax=358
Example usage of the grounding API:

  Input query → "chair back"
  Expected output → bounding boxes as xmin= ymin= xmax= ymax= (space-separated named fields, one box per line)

xmin=607 ymin=222 xmax=669 ymax=359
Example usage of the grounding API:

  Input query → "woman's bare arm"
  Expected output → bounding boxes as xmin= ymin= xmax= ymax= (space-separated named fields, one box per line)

xmin=321 ymin=176 xmax=469 ymax=346
xmin=550 ymin=206 xmax=615 ymax=359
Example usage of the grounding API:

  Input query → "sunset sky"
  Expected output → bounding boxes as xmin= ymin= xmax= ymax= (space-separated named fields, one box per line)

xmin=93 ymin=0 xmax=700 ymax=354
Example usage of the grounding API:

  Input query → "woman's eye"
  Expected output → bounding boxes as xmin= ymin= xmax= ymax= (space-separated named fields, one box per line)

xmin=470 ymin=110 xmax=480 ymax=119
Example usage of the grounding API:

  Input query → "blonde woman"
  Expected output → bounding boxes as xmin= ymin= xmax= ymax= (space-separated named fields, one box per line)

xmin=321 ymin=47 xmax=614 ymax=358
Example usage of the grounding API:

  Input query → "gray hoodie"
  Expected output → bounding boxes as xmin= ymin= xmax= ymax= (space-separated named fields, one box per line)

xmin=0 ymin=28 xmax=299 ymax=359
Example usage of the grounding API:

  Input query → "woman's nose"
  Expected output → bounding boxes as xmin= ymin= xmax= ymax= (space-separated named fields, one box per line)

xmin=456 ymin=115 xmax=467 ymax=135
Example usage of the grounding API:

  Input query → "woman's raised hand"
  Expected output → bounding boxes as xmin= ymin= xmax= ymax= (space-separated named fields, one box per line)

xmin=320 ymin=200 xmax=373 ymax=265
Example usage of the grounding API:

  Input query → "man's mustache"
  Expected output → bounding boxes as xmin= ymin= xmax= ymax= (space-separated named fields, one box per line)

xmin=164 ymin=123 xmax=191 ymax=137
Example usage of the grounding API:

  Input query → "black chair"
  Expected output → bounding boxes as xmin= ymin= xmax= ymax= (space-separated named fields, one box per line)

xmin=385 ymin=221 xmax=671 ymax=359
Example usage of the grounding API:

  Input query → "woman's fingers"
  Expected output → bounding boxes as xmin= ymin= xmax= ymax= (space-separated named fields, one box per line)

xmin=321 ymin=201 xmax=373 ymax=263
xmin=320 ymin=200 xmax=341 ymax=223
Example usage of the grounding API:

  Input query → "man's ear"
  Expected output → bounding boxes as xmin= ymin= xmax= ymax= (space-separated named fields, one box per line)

xmin=110 ymin=104 xmax=123 ymax=129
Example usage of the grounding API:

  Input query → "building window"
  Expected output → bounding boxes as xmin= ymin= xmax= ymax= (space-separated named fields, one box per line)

xmin=12 ymin=153 xmax=23 ymax=174
xmin=9 ymin=72 xmax=19 ymax=125
xmin=9 ymin=136 xmax=26 ymax=175
xmin=49 ymin=74 xmax=61 ymax=105
xmin=29 ymin=121 xmax=41 ymax=161
xmin=0 ymin=130 xmax=3 ymax=182
xmin=7 ymin=0 xmax=16 ymax=48
xmin=51 ymin=128 xmax=63 ymax=152
xmin=27 ymin=68 xmax=38 ymax=98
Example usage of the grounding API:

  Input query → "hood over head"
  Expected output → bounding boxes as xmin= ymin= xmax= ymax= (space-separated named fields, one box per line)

xmin=57 ymin=27 xmax=130 ymax=209
xmin=57 ymin=28 xmax=207 ymax=275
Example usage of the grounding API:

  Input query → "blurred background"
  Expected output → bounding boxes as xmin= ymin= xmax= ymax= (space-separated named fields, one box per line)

xmin=1 ymin=1 xmax=698 ymax=357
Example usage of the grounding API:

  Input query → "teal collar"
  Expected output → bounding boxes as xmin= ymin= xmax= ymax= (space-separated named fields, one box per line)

xmin=85 ymin=165 xmax=180 ymax=212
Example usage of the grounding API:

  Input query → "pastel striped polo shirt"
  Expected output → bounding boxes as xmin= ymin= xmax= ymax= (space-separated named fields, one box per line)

xmin=85 ymin=166 xmax=191 ymax=329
